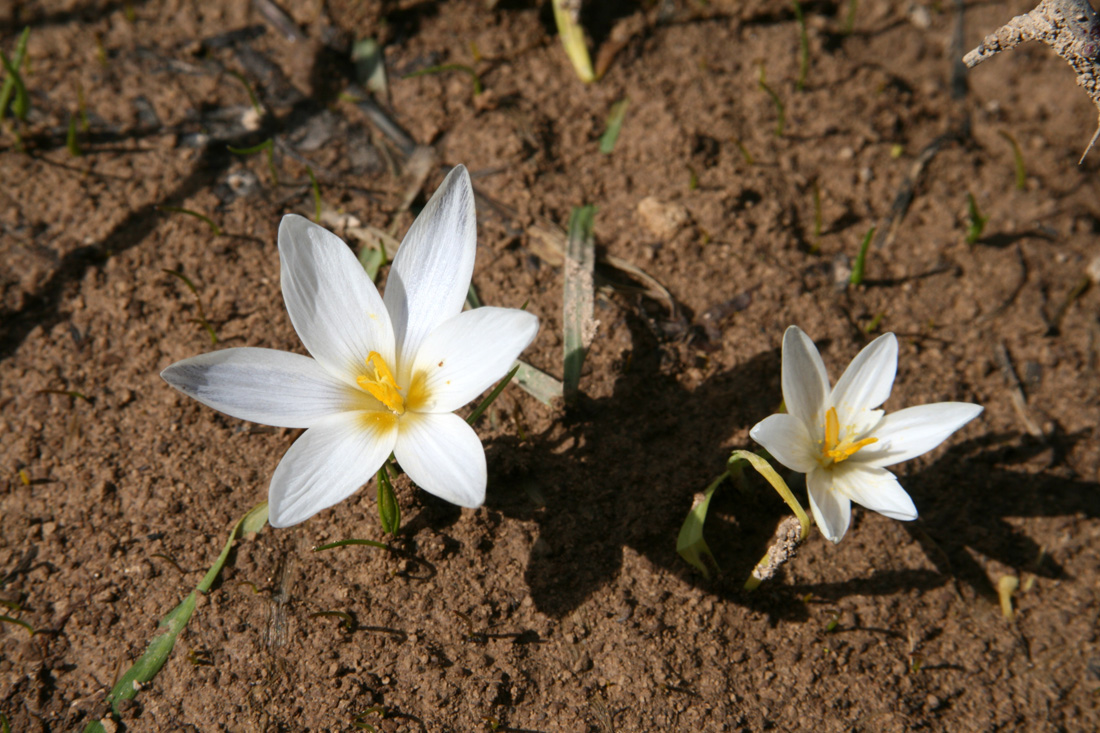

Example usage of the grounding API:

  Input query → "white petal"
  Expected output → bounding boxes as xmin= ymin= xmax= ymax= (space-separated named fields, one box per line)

xmin=394 ymin=411 xmax=486 ymax=508
xmin=162 ymin=348 xmax=369 ymax=428
xmin=807 ymin=468 xmax=852 ymax=543
xmin=384 ymin=166 xmax=477 ymax=384
xmin=781 ymin=326 xmax=830 ymax=428
xmin=279 ymin=214 xmax=396 ymax=384
xmin=749 ymin=414 xmax=820 ymax=474
xmin=268 ymin=411 xmax=398 ymax=528
xmin=858 ymin=402 xmax=984 ymax=467
xmin=833 ymin=463 xmax=917 ymax=521
xmin=409 ymin=307 xmax=539 ymax=413
xmin=829 ymin=332 xmax=897 ymax=425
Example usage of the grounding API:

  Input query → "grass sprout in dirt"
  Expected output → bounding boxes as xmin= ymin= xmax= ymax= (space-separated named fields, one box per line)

xmin=2 ymin=1 xmax=1100 ymax=731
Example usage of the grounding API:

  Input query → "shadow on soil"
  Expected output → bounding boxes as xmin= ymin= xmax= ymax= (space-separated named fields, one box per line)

xmin=449 ymin=319 xmax=1100 ymax=621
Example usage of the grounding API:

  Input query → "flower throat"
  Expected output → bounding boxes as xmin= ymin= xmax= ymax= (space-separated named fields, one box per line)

xmin=821 ymin=406 xmax=877 ymax=465
xmin=357 ymin=352 xmax=405 ymax=415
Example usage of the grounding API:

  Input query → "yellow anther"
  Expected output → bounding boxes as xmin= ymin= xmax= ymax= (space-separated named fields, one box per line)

xmin=821 ymin=406 xmax=877 ymax=465
xmin=356 ymin=351 xmax=405 ymax=415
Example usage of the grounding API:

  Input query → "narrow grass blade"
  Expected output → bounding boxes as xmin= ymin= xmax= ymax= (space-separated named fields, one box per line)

xmin=792 ymin=1 xmax=810 ymax=91
xmin=83 ymin=502 xmax=268 ymax=731
xmin=352 ymin=38 xmax=388 ymax=97
xmin=513 ymin=360 xmax=563 ymax=406
xmin=307 ymin=166 xmax=322 ymax=223
xmin=0 ymin=27 xmax=31 ymax=123
xmin=162 ymin=268 xmax=219 ymax=343
xmin=359 ymin=245 xmax=385 ymax=281
xmin=313 ymin=538 xmax=389 ymax=552
xmin=551 ymin=0 xmax=596 ymax=83
xmin=998 ymin=130 xmax=1027 ymax=191
xmin=849 ymin=226 xmax=874 ymax=285
xmin=466 ymin=282 xmax=482 ymax=310
xmin=563 ymin=205 xmax=597 ymax=402
xmin=158 ymin=208 xmax=222 ymax=237
xmin=599 ymin=98 xmax=629 ymax=154
xmin=0 ymin=614 xmax=35 ymax=635
xmin=758 ymin=64 xmax=785 ymax=137
xmin=66 ymin=116 xmax=82 ymax=157
xmin=965 ymin=193 xmax=988 ymax=244
xmin=467 ymin=365 xmax=519 ymax=424
xmin=403 ymin=64 xmax=482 ymax=96
xmin=377 ymin=464 xmax=400 ymax=535
xmin=676 ymin=472 xmax=727 ymax=579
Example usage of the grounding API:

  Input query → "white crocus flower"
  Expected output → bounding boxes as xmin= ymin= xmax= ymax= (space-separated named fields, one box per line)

xmin=750 ymin=326 xmax=982 ymax=544
xmin=162 ymin=166 xmax=539 ymax=528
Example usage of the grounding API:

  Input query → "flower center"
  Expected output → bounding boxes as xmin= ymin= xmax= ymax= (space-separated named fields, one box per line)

xmin=821 ymin=406 xmax=877 ymax=465
xmin=356 ymin=352 xmax=405 ymax=415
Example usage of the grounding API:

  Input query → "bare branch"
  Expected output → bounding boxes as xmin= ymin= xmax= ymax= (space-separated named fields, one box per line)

xmin=965 ymin=0 xmax=1100 ymax=162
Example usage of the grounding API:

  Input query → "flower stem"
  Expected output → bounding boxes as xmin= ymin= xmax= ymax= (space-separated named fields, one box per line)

xmin=727 ymin=450 xmax=811 ymax=590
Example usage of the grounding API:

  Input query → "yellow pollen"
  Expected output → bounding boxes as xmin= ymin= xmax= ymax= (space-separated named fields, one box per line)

xmin=356 ymin=351 xmax=405 ymax=415
xmin=821 ymin=406 xmax=877 ymax=465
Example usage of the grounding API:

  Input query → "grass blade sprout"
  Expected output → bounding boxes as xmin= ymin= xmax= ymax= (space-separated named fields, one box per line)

xmin=599 ymin=98 xmax=629 ymax=154
xmin=965 ymin=193 xmax=989 ymax=244
xmin=404 ymin=64 xmax=482 ymax=97
xmin=0 ymin=27 xmax=31 ymax=123
xmin=551 ymin=0 xmax=596 ymax=83
xmin=352 ymin=38 xmax=389 ymax=97
xmin=158 ymin=207 xmax=223 ymax=237
xmin=162 ymin=269 xmax=219 ymax=344
xmin=377 ymin=463 xmax=400 ymax=536
xmin=998 ymin=130 xmax=1027 ymax=190
xmin=676 ymin=473 xmax=725 ymax=579
xmin=82 ymin=502 xmax=268 ymax=732
xmin=467 ymin=364 xmax=520 ymax=424
xmin=849 ymin=226 xmax=874 ymax=285
xmin=513 ymin=361 xmax=563 ymax=406
xmin=758 ymin=64 xmax=786 ymax=137
xmin=792 ymin=1 xmax=810 ymax=91
xmin=227 ymin=138 xmax=279 ymax=185
xmin=307 ymin=166 xmax=322 ymax=223
xmin=563 ymin=205 xmax=597 ymax=402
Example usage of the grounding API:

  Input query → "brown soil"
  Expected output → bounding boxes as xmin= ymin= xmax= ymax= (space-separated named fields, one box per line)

xmin=2 ymin=1 xmax=1100 ymax=731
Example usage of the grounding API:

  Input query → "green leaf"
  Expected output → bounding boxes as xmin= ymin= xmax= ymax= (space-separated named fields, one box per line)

xmin=513 ymin=360 xmax=563 ymax=406
xmin=83 ymin=501 xmax=268 ymax=730
xmin=377 ymin=464 xmax=400 ymax=535
xmin=352 ymin=38 xmax=388 ymax=97
xmin=313 ymin=538 xmax=389 ymax=552
xmin=599 ymin=98 xmax=629 ymax=155
xmin=467 ymin=364 xmax=519 ymax=425
xmin=358 ymin=238 xmax=387 ymax=282
xmin=0 ymin=614 xmax=34 ymax=635
xmin=965 ymin=192 xmax=988 ymax=245
xmin=66 ymin=115 xmax=81 ymax=157
xmin=551 ymin=0 xmax=595 ymax=82
xmin=403 ymin=64 xmax=481 ymax=96
xmin=563 ymin=205 xmax=597 ymax=402
xmin=849 ymin=226 xmax=874 ymax=286
xmin=0 ymin=27 xmax=31 ymax=124
xmin=676 ymin=473 xmax=727 ymax=579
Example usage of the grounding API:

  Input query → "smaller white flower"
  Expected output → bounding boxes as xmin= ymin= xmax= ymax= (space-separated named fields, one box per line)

xmin=162 ymin=166 xmax=539 ymax=528
xmin=750 ymin=326 xmax=982 ymax=544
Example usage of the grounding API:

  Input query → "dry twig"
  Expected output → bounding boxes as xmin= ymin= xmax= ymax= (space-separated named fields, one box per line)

xmin=964 ymin=0 xmax=1100 ymax=162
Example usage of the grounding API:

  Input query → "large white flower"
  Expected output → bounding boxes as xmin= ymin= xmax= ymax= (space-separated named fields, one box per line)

xmin=749 ymin=326 xmax=982 ymax=544
xmin=162 ymin=166 xmax=539 ymax=528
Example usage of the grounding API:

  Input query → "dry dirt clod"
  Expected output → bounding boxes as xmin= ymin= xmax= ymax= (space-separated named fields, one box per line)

xmin=636 ymin=196 xmax=689 ymax=241
xmin=964 ymin=0 xmax=1100 ymax=161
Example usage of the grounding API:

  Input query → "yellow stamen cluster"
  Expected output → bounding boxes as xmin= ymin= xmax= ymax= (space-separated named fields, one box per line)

xmin=356 ymin=351 xmax=405 ymax=415
xmin=821 ymin=406 xmax=877 ymax=465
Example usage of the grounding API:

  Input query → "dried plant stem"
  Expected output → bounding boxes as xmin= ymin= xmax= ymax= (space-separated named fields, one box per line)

xmin=964 ymin=0 xmax=1100 ymax=162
